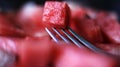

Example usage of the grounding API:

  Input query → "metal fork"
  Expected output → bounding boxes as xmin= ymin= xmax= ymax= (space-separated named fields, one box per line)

xmin=45 ymin=27 xmax=110 ymax=55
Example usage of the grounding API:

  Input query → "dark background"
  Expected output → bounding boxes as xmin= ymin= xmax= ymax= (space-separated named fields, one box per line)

xmin=0 ymin=0 xmax=119 ymax=11
xmin=0 ymin=0 xmax=120 ymax=20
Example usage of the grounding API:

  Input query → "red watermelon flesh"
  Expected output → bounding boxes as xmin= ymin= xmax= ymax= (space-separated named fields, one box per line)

xmin=17 ymin=3 xmax=47 ymax=37
xmin=0 ymin=13 xmax=25 ymax=37
xmin=42 ymin=1 xmax=70 ymax=29
xmin=70 ymin=19 xmax=103 ymax=44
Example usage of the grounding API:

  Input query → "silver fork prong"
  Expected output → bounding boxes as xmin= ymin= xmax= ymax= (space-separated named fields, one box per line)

xmin=61 ymin=29 xmax=83 ymax=48
xmin=46 ymin=27 xmax=111 ymax=55
xmin=45 ymin=28 xmax=58 ymax=42
xmin=52 ymin=28 xmax=70 ymax=43
xmin=68 ymin=27 xmax=105 ymax=53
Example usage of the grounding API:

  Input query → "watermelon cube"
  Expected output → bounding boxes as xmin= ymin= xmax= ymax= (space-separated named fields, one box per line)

xmin=42 ymin=1 xmax=70 ymax=29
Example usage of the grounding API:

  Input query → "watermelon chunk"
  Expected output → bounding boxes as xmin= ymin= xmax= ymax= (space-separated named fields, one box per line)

xmin=95 ymin=43 xmax=120 ymax=56
xmin=54 ymin=44 xmax=117 ymax=67
xmin=15 ymin=37 xmax=53 ymax=67
xmin=42 ymin=1 xmax=70 ymax=29
xmin=70 ymin=19 xmax=103 ymax=44
xmin=17 ymin=3 xmax=48 ymax=37
xmin=96 ymin=16 xmax=120 ymax=44
xmin=0 ymin=13 xmax=25 ymax=37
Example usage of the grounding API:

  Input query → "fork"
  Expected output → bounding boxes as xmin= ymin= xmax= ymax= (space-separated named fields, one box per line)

xmin=45 ymin=27 xmax=111 ymax=55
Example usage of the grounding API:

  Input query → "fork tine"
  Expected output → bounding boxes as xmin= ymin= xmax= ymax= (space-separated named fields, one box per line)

xmin=45 ymin=28 xmax=58 ymax=42
xmin=52 ymin=28 xmax=70 ymax=43
xmin=46 ymin=27 xmax=111 ymax=55
xmin=68 ymin=27 xmax=106 ymax=53
xmin=61 ymin=29 xmax=83 ymax=48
